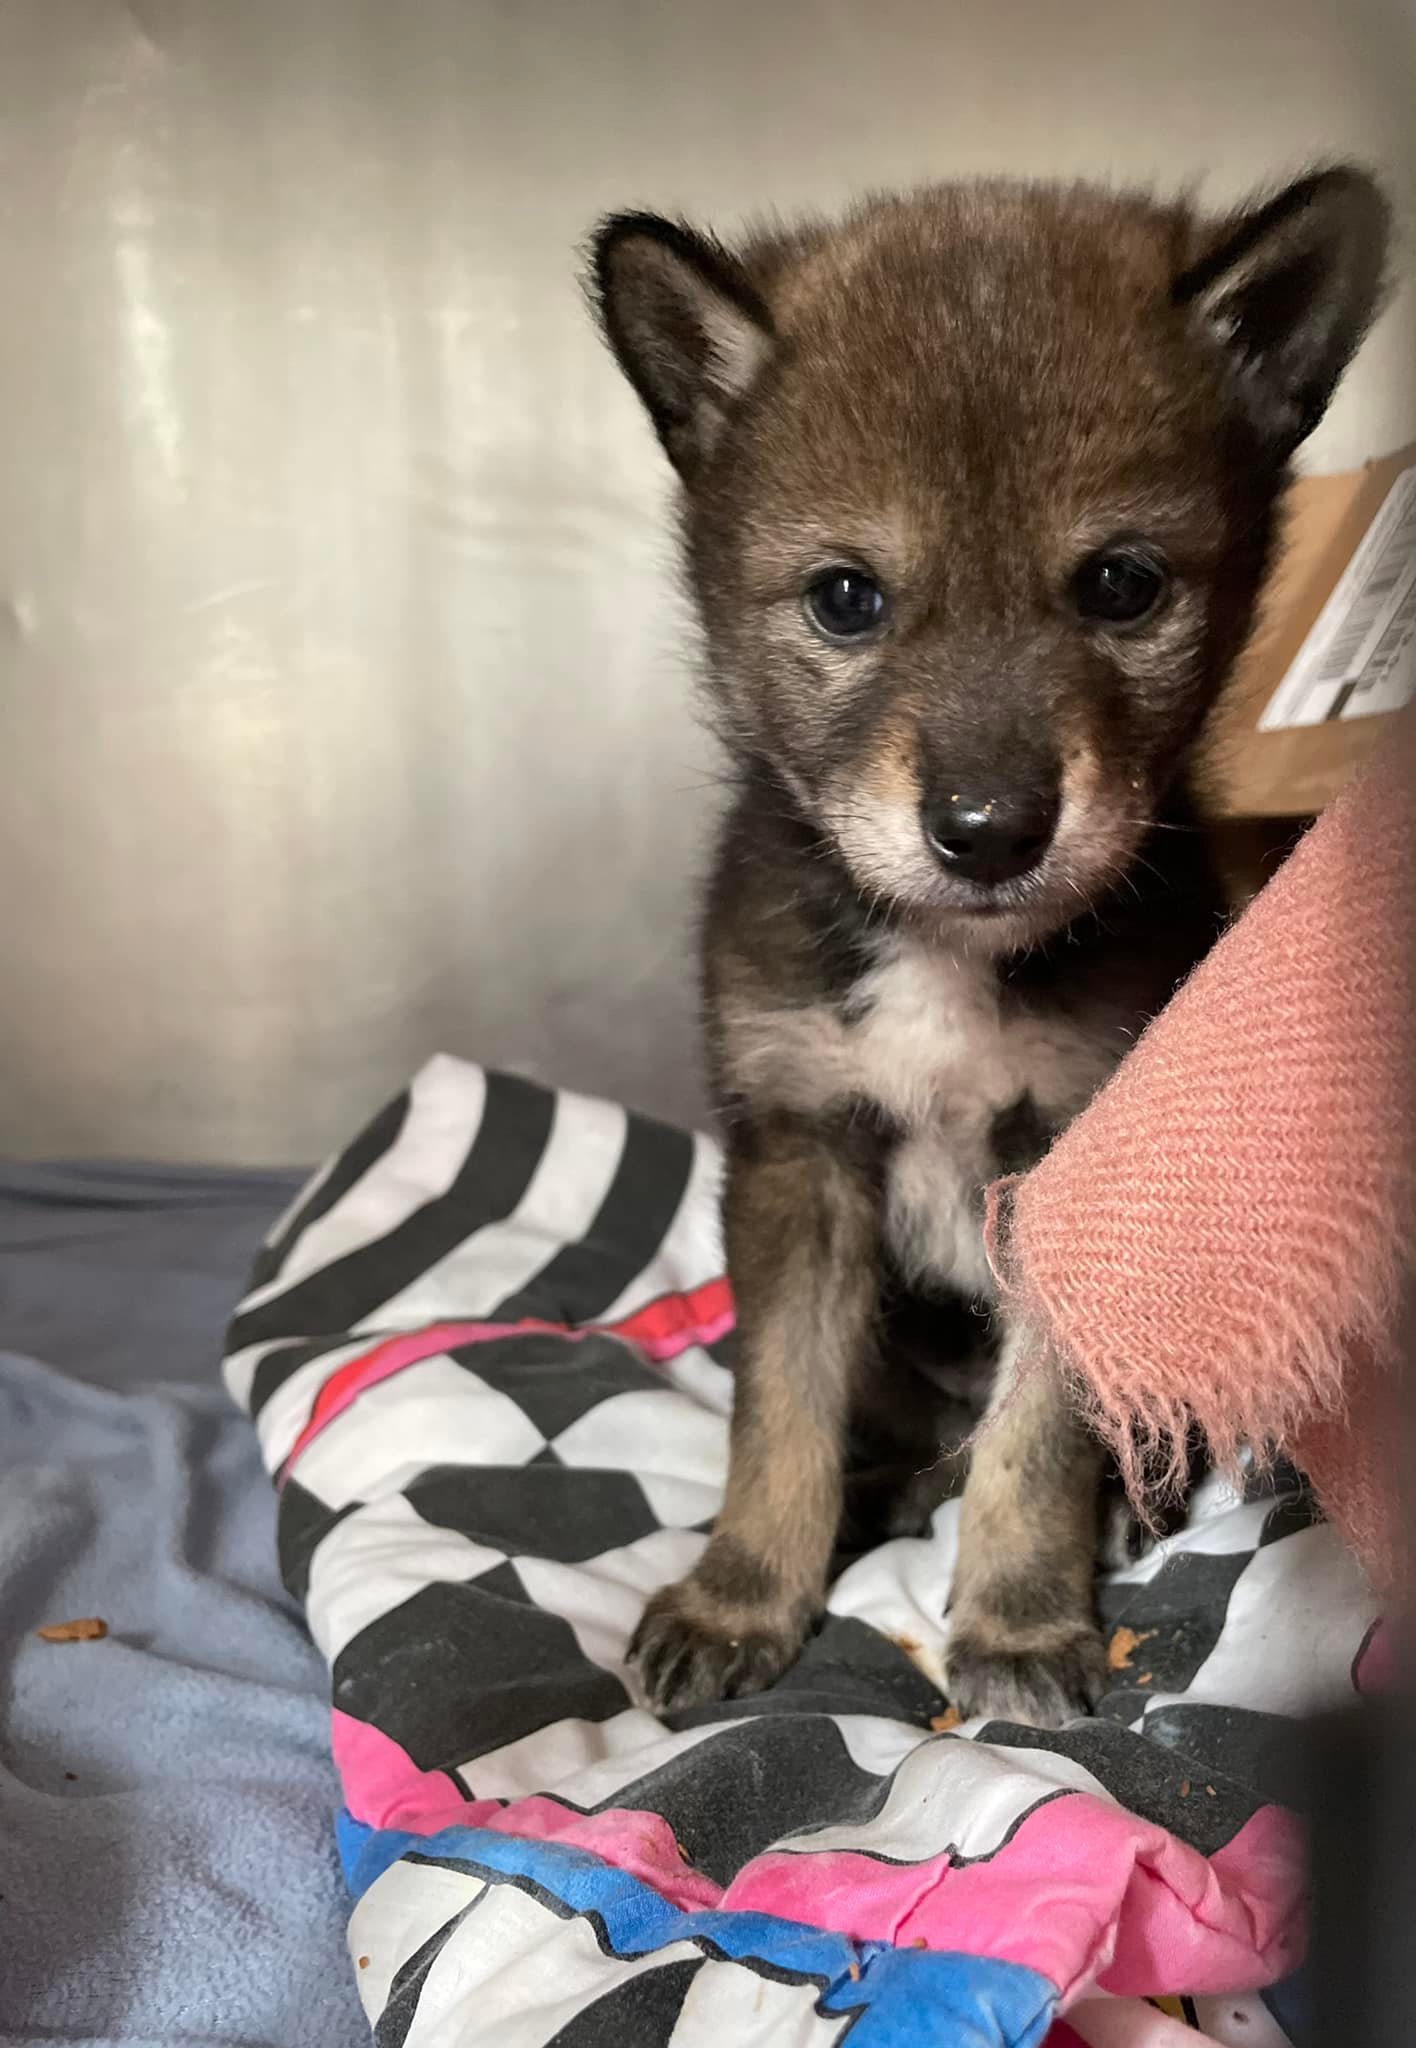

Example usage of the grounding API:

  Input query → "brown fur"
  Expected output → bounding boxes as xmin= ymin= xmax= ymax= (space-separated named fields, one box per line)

xmin=588 ymin=171 xmax=1388 ymax=1726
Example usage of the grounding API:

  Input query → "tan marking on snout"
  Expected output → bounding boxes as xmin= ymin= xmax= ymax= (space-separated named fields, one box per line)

xmin=861 ymin=719 xmax=922 ymax=807
xmin=1053 ymin=737 xmax=1151 ymax=896
xmin=1059 ymin=740 xmax=1104 ymax=811
xmin=820 ymin=717 xmax=931 ymax=898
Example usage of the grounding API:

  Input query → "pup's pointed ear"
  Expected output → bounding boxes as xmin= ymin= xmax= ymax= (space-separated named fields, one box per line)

xmin=588 ymin=212 xmax=772 ymax=480
xmin=1176 ymin=166 xmax=1391 ymax=458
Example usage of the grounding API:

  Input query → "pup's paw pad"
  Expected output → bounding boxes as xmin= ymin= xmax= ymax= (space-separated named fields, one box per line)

xmin=945 ymin=1622 xmax=1108 ymax=1730
xmin=629 ymin=1586 xmax=804 ymax=1713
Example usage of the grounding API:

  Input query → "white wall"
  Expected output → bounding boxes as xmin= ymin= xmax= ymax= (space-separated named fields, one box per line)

xmin=0 ymin=0 xmax=1411 ymax=1160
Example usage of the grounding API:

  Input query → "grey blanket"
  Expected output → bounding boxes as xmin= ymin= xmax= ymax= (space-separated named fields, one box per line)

xmin=0 ymin=1162 xmax=366 ymax=2048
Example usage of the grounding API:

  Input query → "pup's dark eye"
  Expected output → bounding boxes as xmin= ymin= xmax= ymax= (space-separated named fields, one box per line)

xmin=803 ymin=568 xmax=886 ymax=640
xmin=1071 ymin=547 xmax=1168 ymax=627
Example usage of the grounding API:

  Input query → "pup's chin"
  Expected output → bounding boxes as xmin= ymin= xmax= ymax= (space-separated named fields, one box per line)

xmin=896 ymin=883 xmax=1074 ymax=956
xmin=856 ymin=848 xmax=1145 ymax=956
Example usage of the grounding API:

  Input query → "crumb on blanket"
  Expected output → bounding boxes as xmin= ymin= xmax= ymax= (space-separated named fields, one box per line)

xmin=1107 ymin=1625 xmax=1154 ymax=1671
xmin=930 ymin=1708 xmax=963 ymax=1732
xmin=36 ymin=1617 xmax=108 ymax=1643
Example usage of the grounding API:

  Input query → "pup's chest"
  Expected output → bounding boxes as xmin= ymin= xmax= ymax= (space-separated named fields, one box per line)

xmin=730 ymin=937 xmax=1113 ymax=1131
xmin=724 ymin=938 xmax=1117 ymax=1294
xmin=852 ymin=947 xmax=1085 ymax=1289
xmin=844 ymin=942 xmax=1106 ymax=1135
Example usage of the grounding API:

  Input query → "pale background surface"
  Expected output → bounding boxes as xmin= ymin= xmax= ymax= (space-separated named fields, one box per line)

xmin=1 ymin=0 xmax=1411 ymax=1161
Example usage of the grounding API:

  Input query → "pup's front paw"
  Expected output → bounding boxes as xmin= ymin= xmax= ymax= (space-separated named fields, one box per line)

xmin=629 ymin=1579 xmax=807 ymax=1713
xmin=945 ymin=1614 xmax=1107 ymax=1730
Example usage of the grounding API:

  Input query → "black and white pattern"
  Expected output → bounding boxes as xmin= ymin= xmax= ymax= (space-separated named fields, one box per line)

xmin=224 ymin=1055 xmax=1382 ymax=2048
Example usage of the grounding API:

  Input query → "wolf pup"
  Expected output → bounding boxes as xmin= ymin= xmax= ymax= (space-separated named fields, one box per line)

xmin=588 ymin=170 xmax=1388 ymax=1728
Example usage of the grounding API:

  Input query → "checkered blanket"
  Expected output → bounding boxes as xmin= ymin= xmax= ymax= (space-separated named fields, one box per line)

xmin=224 ymin=1054 xmax=1386 ymax=2048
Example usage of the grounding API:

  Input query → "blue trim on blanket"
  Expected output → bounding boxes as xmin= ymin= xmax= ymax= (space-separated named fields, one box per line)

xmin=337 ymin=1807 xmax=393 ymax=1891
xmin=337 ymin=1811 xmax=1057 ymax=2046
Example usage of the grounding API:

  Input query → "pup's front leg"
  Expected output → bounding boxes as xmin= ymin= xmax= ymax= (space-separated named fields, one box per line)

xmin=631 ymin=1113 xmax=878 ymax=1712
xmin=945 ymin=1339 xmax=1108 ymax=1729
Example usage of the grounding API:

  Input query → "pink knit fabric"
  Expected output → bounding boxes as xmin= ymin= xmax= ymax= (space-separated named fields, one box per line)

xmin=988 ymin=742 xmax=1414 ymax=1596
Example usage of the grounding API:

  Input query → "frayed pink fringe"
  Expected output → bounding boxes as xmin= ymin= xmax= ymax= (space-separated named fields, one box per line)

xmin=987 ymin=735 xmax=1415 ymax=1598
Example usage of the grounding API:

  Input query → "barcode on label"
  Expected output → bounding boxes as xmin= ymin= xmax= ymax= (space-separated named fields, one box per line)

xmin=1260 ymin=466 xmax=1416 ymax=731
xmin=1308 ymin=545 xmax=1412 ymax=684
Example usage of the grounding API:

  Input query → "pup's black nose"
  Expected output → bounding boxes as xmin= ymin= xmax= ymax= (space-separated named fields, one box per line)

xmin=920 ymin=788 xmax=1060 ymax=886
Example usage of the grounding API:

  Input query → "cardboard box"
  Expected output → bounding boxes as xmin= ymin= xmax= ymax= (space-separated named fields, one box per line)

xmin=1199 ymin=443 xmax=1416 ymax=820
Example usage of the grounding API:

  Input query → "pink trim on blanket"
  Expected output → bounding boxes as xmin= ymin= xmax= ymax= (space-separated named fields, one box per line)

xmin=280 ymin=1322 xmax=501 ymax=1479
xmin=334 ymin=1707 xmax=1303 ymax=2004
xmin=721 ymin=1792 xmax=1304 ymax=2003
xmin=279 ymin=1276 xmax=734 ymax=1481
xmin=331 ymin=1710 xmax=719 ymax=1912
xmin=333 ymin=1705 xmax=480 ymax=1835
